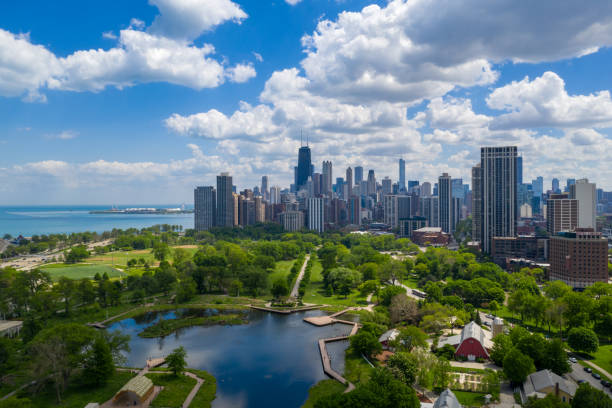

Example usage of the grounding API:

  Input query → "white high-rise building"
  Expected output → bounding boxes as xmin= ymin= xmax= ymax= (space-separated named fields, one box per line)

xmin=270 ymin=186 xmax=281 ymax=204
xmin=570 ymin=178 xmax=596 ymax=230
xmin=307 ymin=197 xmax=325 ymax=233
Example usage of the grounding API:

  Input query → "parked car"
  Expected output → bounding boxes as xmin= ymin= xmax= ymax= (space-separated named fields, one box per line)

xmin=592 ymin=373 xmax=601 ymax=380
xmin=584 ymin=367 xmax=592 ymax=373
xmin=601 ymin=380 xmax=610 ymax=387
xmin=569 ymin=357 xmax=577 ymax=363
xmin=578 ymin=380 xmax=586 ymax=384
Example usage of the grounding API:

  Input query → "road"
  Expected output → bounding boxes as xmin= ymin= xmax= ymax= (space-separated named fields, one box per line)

xmin=568 ymin=361 xmax=612 ymax=396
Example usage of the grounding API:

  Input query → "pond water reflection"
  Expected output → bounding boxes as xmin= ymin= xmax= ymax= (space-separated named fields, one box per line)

xmin=107 ymin=309 xmax=352 ymax=408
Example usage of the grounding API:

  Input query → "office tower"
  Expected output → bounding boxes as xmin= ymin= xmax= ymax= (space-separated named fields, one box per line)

xmin=261 ymin=176 xmax=269 ymax=201
xmin=471 ymin=164 xmax=482 ymax=242
xmin=399 ymin=158 xmax=406 ymax=190
xmin=547 ymin=193 xmax=578 ymax=234
xmin=307 ymin=197 xmax=325 ymax=233
xmin=480 ymin=146 xmax=518 ymax=253
xmin=255 ymin=196 xmax=265 ymax=223
xmin=312 ymin=173 xmax=322 ymax=196
xmin=335 ymin=178 xmax=344 ymax=198
xmin=349 ymin=196 xmax=361 ymax=225
xmin=322 ymin=161 xmax=333 ymax=196
xmin=279 ymin=211 xmax=304 ymax=232
xmin=270 ymin=186 xmax=281 ymax=204
xmin=216 ymin=173 xmax=234 ymax=227
xmin=384 ymin=195 xmax=411 ymax=228
xmin=552 ymin=178 xmax=560 ymax=194
xmin=420 ymin=196 xmax=439 ymax=228
xmin=408 ymin=180 xmax=419 ymax=192
xmin=382 ymin=177 xmax=392 ymax=195
xmin=438 ymin=173 xmax=453 ymax=234
xmin=550 ymin=229 xmax=608 ymax=288
xmin=433 ymin=183 xmax=438 ymax=196
xmin=232 ymin=193 xmax=239 ymax=225
xmin=565 ymin=178 xmax=576 ymax=192
xmin=296 ymin=144 xmax=312 ymax=190
xmin=194 ymin=186 xmax=216 ymax=231
xmin=570 ymin=178 xmax=596 ymax=230
xmin=532 ymin=176 xmax=543 ymax=199
xmin=367 ymin=170 xmax=376 ymax=195
xmin=399 ymin=217 xmax=427 ymax=238
xmin=451 ymin=179 xmax=464 ymax=200
xmin=345 ymin=167 xmax=353 ymax=199
xmin=420 ymin=182 xmax=432 ymax=197
xmin=354 ymin=166 xmax=364 ymax=184
xmin=517 ymin=156 xmax=523 ymax=185
xmin=597 ymin=188 xmax=604 ymax=203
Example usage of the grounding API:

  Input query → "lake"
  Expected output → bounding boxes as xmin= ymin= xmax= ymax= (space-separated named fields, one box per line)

xmin=107 ymin=308 xmax=351 ymax=408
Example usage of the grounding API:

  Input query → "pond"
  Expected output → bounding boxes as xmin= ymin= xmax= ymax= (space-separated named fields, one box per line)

xmin=107 ymin=309 xmax=352 ymax=408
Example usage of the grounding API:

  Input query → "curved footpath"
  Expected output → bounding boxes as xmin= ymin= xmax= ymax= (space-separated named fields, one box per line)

xmin=290 ymin=254 xmax=310 ymax=298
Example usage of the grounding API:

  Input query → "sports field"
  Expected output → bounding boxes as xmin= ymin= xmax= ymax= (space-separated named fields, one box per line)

xmin=40 ymin=263 xmax=125 ymax=281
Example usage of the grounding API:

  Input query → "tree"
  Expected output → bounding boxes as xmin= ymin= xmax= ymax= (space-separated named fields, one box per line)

xmin=544 ymin=281 xmax=572 ymax=300
xmin=155 ymin=264 xmax=177 ymax=295
xmin=229 ymin=280 xmax=243 ymax=297
xmin=175 ymin=278 xmax=196 ymax=303
xmin=544 ymin=339 xmax=570 ymax=375
xmin=489 ymin=300 xmax=500 ymax=314
xmin=392 ymin=326 xmax=427 ymax=352
xmin=327 ymin=267 xmax=362 ymax=294
xmin=54 ymin=277 xmax=75 ymax=315
xmin=83 ymin=336 xmax=114 ymax=385
xmin=152 ymin=242 xmax=171 ymax=261
xmin=389 ymin=294 xmax=419 ymax=324
xmin=567 ymin=327 xmax=599 ymax=354
xmin=503 ymin=348 xmax=535 ymax=383
xmin=435 ymin=344 xmax=456 ymax=360
xmin=64 ymin=245 xmax=89 ymax=263
xmin=271 ymin=277 xmax=289 ymax=299
xmin=166 ymin=346 xmax=187 ymax=376
xmin=525 ymin=394 xmax=570 ymax=408
xmin=379 ymin=285 xmax=406 ymax=306
xmin=431 ymin=357 xmax=451 ymax=393
xmin=350 ymin=331 xmax=382 ymax=357
xmin=242 ymin=267 xmax=268 ymax=296
xmin=358 ymin=280 xmax=379 ymax=297
xmin=387 ymin=352 xmax=418 ymax=384
xmin=594 ymin=313 xmax=612 ymax=342
xmin=572 ymin=383 xmax=612 ymax=408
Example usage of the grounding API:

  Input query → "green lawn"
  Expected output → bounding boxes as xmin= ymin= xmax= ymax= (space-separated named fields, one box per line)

xmin=590 ymin=344 xmax=612 ymax=375
xmin=344 ymin=349 xmax=375 ymax=385
xmin=303 ymin=259 xmax=369 ymax=307
xmin=146 ymin=373 xmax=196 ymax=408
xmin=186 ymin=369 xmax=217 ymax=408
xmin=402 ymin=275 xmax=419 ymax=289
xmin=302 ymin=379 xmax=346 ymax=408
xmin=453 ymin=390 xmax=486 ymax=407
xmin=269 ymin=259 xmax=297 ymax=285
xmin=26 ymin=370 xmax=135 ymax=408
xmin=40 ymin=263 xmax=125 ymax=281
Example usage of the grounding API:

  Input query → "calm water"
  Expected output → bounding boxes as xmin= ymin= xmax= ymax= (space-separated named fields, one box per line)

xmin=0 ymin=205 xmax=194 ymax=237
xmin=107 ymin=309 xmax=351 ymax=408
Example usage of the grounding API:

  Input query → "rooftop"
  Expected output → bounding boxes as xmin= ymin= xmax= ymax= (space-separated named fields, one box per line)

xmin=523 ymin=369 xmax=577 ymax=398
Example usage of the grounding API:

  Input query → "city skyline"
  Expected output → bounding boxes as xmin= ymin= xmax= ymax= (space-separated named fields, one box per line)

xmin=2 ymin=0 xmax=612 ymax=205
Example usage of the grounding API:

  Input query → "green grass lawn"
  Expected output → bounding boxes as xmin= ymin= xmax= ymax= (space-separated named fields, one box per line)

xmin=40 ymin=263 xmax=125 ymax=281
xmin=89 ymin=247 xmax=199 ymax=268
xmin=269 ymin=259 xmax=297 ymax=285
xmin=344 ymin=349 xmax=375 ymax=385
xmin=302 ymin=379 xmax=346 ymax=408
xmin=26 ymin=370 xmax=135 ymax=408
xmin=304 ymin=259 xmax=369 ymax=307
xmin=146 ymin=373 xmax=196 ymax=408
xmin=590 ymin=344 xmax=612 ymax=375
xmin=402 ymin=275 xmax=419 ymax=289
xmin=186 ymin=369 xmax=217 ymax=408
xmin=453 ymin=390 xmax=486 ymax=407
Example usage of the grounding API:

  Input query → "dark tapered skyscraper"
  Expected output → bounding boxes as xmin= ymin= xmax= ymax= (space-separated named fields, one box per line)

xmin=296 ymin=145 xmax=312 ymax=190
xmin=438 ymin=173 xmax=453 ymax=233
xmin=194 ymin=186 xmax=216 ymax=231
xmin=354 ymin=166 xmax=363 ymax=184
xmin=216 ymin=172 xmax=234 ymax=227
xmin=480 ymin=146 xmax=517 ymax=253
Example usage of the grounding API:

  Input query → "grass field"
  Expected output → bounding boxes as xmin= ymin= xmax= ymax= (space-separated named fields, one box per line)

xmin=269 ymin=259 xmax=297 ymax=285
xmin=27 ymin=370 xmax=135 ymax=407
xmin=302 ymin=379 xmax=346 ymax=408
xmin=186 ymin=369 xmax=217 ymax=408
xmin=590 ymin=344 xmax=612 ymax=375
xmin=304 ymin=259 xmax=369 ymax=307
xmin=453 ymin=390 xmax=485 ymax=407
xmin=402 ymin=275 xmax=419 ymax=289
xmin=40 ymin=263 xmax=125 ymax=281
xmin=146 ymin=373 xmax=197 ymax=408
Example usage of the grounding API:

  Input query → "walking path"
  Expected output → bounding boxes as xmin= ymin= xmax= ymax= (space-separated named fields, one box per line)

xmin=582 ymin=359 xmax=612 ymax=380
xmin=182 ymin=371 xmax=204 ymax=408
xmin=290 ymin=254 xmax=310 ymax=298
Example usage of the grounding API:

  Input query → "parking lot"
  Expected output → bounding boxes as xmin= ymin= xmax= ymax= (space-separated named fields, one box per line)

xmin=567 ymin=361 xmax=612 ymax=396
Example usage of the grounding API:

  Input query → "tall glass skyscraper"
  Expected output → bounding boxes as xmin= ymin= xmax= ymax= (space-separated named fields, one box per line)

xmin=399 ymin=158 xmax=406 ymax=190
xmin=354 ymin=166 xmax=364 ymax=184
xmin=296 ymin=145 xmax=312 ymax=190
xmin=216 ymin=173 xmax=234 ymax=227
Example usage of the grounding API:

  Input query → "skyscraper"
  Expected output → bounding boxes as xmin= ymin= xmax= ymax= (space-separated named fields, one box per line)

xmin=346 ymin=167 xmax=353 ymax=198
xmin=438 ymin=173 xmax=453 ymax=234
xmin=296 ymin=145 xmax=312 ymax=190
xmin=420 ymin=182 xmax=432 ymax=197
xmin=194 ymin=186 xmax=216 ymax=231
xmin=471 ymin=164 xmax=482 ymax=242
xmin=261 ymin=176 xmax=269 ymax=201
xmin=216 ymin=173 xmax=234 ymax=227
xmin=532 ymin=176 xmax=543 ymax=199
xmin=517 ymin=156 xmax=523 ymax=185
xmin=322 ymin=161 xmax=333 ymax=196
xmin=570 ymin=178 xmax=596 ymax=230
xmin=480 ymin=146 xmax=518 ymax=253
xmin=546 ymin=193 xmax=578 ymax=235
xmin=270 ymin=186 xmax=281 ymax=204
xmin=354 ymin=166 xmax=364 ymax=184
xmin=307 ymin=197 xmax=325 ymax=233
xmin=552 ymin=178 xmax=560 ymax=193
xmin=367 ymin=170 xmax=376 ymax=196
xmin=399 ymin=158 xmax=406 ymax=190
xmin=382 ymin=177 xmax=392 ymax=195
xmin=565 ymin=178 xmax=576 ymax=193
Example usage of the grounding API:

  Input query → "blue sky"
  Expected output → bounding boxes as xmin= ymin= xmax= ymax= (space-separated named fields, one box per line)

xmin=1 ymin=0 xmax=612 ymax=204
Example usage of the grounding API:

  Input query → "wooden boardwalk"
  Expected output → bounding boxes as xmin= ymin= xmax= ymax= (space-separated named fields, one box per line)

xmin=249 ymin=304 xmax=322 ymax=314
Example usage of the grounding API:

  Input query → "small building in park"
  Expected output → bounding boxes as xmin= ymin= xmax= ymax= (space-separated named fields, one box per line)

xmin=0 ymin=320 xmax=22 ymax=338
xmin=433 ymin=388 xmax=462 ymax=408
xmin=378 ymin=328 xmax=400 ymax=350
xmin=113 ymin=375 xmax=155 ymax=406
xmin=521 ymin=369 xmax=577 ymax=404
xmin=437 ymin=321 xmax=493 ymax=361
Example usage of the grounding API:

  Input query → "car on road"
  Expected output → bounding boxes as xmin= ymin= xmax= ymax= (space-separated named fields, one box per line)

xmin=584 ymin=367 xmax=593 ymax=373
xmin=485 ymin=314 xmax=494 ymax=319
xmin=569 ymin=357 xmax=577 ymax=363
xmin=601 ymin=380 xmax=611 ymax=387
xmin=593 ymin=373 xmax=601 ymax=380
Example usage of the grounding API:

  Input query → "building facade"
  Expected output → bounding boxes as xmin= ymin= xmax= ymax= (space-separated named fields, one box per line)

xmin=307 ymin=197 xmax=325 ymax=233
xmin=569 ymin=178 xmax=596 ymax=230
xmin=438 ymin=173 xmax=453 ymax=234
xmin=279 ymin=211 xmax=304 ymax=232
xmin=546 ymin=193 xmax=578 ymax=235
xmin=216 ymin=173 xmax=234 ymax=227
xmin=194 ymin=186 xmax=216 ymax=231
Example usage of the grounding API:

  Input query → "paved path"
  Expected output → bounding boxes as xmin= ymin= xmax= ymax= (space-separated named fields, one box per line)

xmin=182 ymin=371 xmax=204 ymax=408
xmin=391 ymin=280 xmax=421 ymax=300
xmin=290 ymin=254 xmax=310 ymax=298
xmin=582 ymin=359 xmax=612 ymax=381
